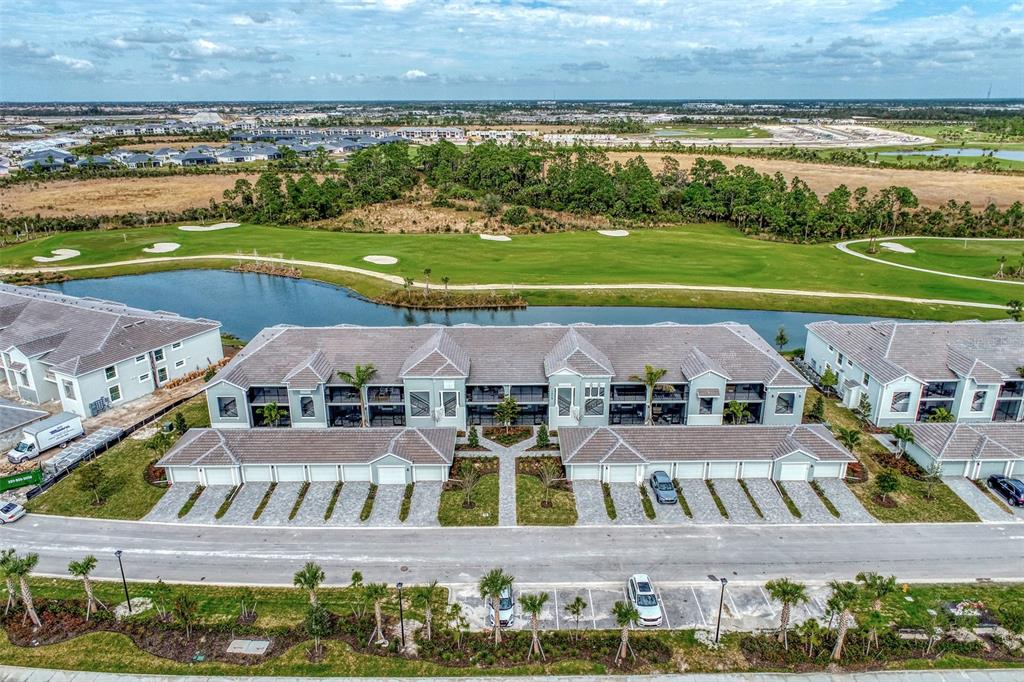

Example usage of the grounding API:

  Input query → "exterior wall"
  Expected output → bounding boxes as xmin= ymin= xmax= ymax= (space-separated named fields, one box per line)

xmin=875 ymin=377 xmax=924 ymax=427
xmin=52 ymin=371 xmax=85 ymax=416
xmin=763 ymin=388 xmax=806 ymax=426
xmin=771 ymin=451 xmax=817 ymax=481
xmin=548 ymin=372 xmax=611 ymax=428
xmin=371 ymin=454 xmax=413 ymax=485
xmin=953 ymin=379 xmax=1000 ymax=423
xmin=686 ymin=373 xmax=727 ymax=426
xmin=162 ymin=329 xmax=224 ymax=383
xmin=404 ymin=377 xmax=466 ymax=429
xmin=206 ymin=382 xmax=251 ymax=428
xmin=287 ymin=388 xmax=328 ymax=428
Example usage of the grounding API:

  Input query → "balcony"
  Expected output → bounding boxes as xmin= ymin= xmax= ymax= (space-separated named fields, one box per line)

xmin=611 ymin=384 xmax=646 ymax=402
xmin=725 ymin=383 xmax=765 ymax=402
xmin=467 ymin=385 xmax=505 ymax=403
xmin=1000 ymin=381 xmax=1024 ymax=399
xmin=248 ymin=386 xmax=289 ymax=404
xmin=922 ymin=381 xmax=958 ymax=399
xmin=368 ymin=386 xmax=404 ymax=404
xmin=653 ymin=384 xmax=688 ymax=401
xmin=325 ymin=386 xmax=361 ymax=403
xmin=509 ymin=385 xmax=548 ymax=403
xmin=609 ymin=403 xmax=645 ymax=425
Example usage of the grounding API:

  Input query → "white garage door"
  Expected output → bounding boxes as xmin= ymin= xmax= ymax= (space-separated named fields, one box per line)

xmin=708 ymin=462 xmax=738 ymax=479
xmin=675 ymin=462 xmax=705 ymax=479
xmin=571 ymin=465 xmax=600 ymax=480
xmin=170 ymin=467 xmax=199 ymax=484
xmin=309 ymin=465 xmax=339 ymax=482
xmin=606 ymin=465 xmax=637 ymax=483
xmin=777 ymin=463 xmax=810 ymax=481
xmin=343 ymin=465 xmax=372 ymax=482
xmin=414 ymin=466 xmax=444 ymax=482
xmin=276 ymin=465 xmax=306 ymax=482
xmin=741 ymin=462 xmax=771 ymax=479
xmin=976 ymin=461 xmax=1008 ymax=479
xmin=812 ymin=463 xmax=843 ymax=479
xmin=242 ymin=465 xmax=273 ymax=482
xmin=377 ymin=466 xmax=407 ymax=485
xmin=204 ymin=467 xmax=235 ymax=485
xmin=645 ymin=464 xmax=672 ymax=479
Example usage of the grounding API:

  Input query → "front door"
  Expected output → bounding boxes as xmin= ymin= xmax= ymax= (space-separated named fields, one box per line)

xmin=556 ymin=386 xmax=574 ymax=418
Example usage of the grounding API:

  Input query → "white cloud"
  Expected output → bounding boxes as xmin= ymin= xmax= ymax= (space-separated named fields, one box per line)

xmin=402 ymin=68 xmax=430 ymax=80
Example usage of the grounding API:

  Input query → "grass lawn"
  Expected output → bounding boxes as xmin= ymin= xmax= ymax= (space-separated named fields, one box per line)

xmin=848 ymin=237 xmax=1024 ymax=279
xmin=438 ymin=473 xmax=499 ymax=526
xmin=515 ymin=474 xmax=577 ymax=526
xmin=803 ymin=389 xmax=979 ymax=523
xmin=1 ymin=223 xmax=1018 ymax=320
xmin=24 ymin=397 xmax=210 ymax=520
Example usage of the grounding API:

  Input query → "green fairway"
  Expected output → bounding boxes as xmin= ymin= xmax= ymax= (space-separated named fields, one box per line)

xmin=847 ymin=238 xmax=1024 ymax=279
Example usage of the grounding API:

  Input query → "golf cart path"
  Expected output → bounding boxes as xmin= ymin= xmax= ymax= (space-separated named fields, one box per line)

xmin=1 ymin=253 xmax=1010 ymax=311
xmin=836 ymin=236 xmax=1024 ymax=286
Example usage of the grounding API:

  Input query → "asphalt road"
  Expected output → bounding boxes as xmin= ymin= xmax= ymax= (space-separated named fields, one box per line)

xmin=4 ymin=515 xmax=1024 ymax=587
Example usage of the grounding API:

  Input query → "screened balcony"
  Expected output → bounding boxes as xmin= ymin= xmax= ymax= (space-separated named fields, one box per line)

xmin=611 ymin=384 xmax=646 ymax=402
xmin=325 ymin=386 xmax=361 ymax=403
xmin=467 ymin=385 xmax=505 ymax=403
xmin=509 ymin=385 xmax=548 ymax=403
xmin=367 ymin=386 xmax=404 ymax=404
xmin=725 ymin=383 xmax=765 ymax=402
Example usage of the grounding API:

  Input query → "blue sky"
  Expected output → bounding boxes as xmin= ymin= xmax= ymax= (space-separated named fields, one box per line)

xmin=1 ymin=0 xmax=1022 ymax=101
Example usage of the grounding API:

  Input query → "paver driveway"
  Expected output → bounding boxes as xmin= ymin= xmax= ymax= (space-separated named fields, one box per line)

xmin=814 ymin=478 xmax=876 ymax=523
xmin=608 ymin=483 xmax=646 ymax=524
xmin=944 ymin=477 xmax=1017 ymax=523
xmin=253 ymin=482 xmax=303 ymax=526
xmin=366 ymin=484 xmax=405 ymax=526
xmin=711 ymin=479 xmax=761 ymax=523
xmin=144 ymin=483 xmax=196 ymax=522
xmin=325 ymin=481 xmax=370 ymax=526
xmin=291 ymin=482 xmax=336 ymax=526
xmin=742 ymin=479 xmax=795 ymax=523
xmin=782 ymin=481 xmax=839 ymax=523
xmin=676 ymin=479 xmax=725 ymax=523
xmin=573 ymin=480 xmax=610 ymax=525
xmin=218 ymin=482 xmax=270 ymax=525
xmin=405 ymin=482 xmax=441 ymax=526
xmin=180 ymin=485 xmax=233 ymax=524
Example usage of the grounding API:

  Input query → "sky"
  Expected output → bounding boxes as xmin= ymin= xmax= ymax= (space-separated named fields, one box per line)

xmin=1 ymin=0 xmax=1023 ymax=101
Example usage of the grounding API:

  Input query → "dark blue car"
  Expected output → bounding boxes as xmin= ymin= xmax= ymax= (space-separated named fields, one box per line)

xmin=987 ymin=474 xmax=1024 ymax=507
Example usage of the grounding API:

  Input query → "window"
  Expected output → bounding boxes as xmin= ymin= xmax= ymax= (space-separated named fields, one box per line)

xmin=556 ymin=386 xmax=574 ymax=417
xmin=891 ymin=391 xmax=911 ymax=413
xmin=62 ymin=380 xmax=76 ymax=400
xmin=863 ymin=373 xmax=871 ymax=386
xmin=138 ymin=373 xmax=150 ymax=383
xmin=584 ymin=383 xmax=605 ymax=415
xmin=699 ymin=398 xmax=714 ymax=415
xmin=157 ymin=367 xmax=168 ymax=383
xmin=217 ymin=396 xmax=238 ymax=418
xmin=971 ymin=391 xmax=987 ymax=412
xmin=108 ymin=384 xmax=121 ymax=402
xmin=837 ymin=352 xmax=845 ymax=365
xmin=171 ymin=341 xmax=182 ymax=350
xmin=104 ymin=366 xmax=117 ymax=380
xmin=300 ymin=396 xmax=315 ymax=417
xmin=827 ymin=345 xmax=834 ymax=352
xmin=135 ymin=355 xmax=146 ymax=364
xmin=174 ymin=359 xmax=186 ymax=368
xmin=440 ymin=390 xmax=459 ymax=418
xmin=153 ymin=349 xmax=164 ymax=362
xmin=410 ymin=391 xmax=430 ymax=417
xmin=775 ymin=393 xmax=795 ymax=415
xmin=17 ymin=371 xmax=28 ymax=387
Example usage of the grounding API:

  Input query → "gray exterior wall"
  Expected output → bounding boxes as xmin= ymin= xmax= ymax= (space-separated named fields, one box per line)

xmin=288 ymin=388 xmax=327 ymax=428
xmin=207 ymin=382 xmax=251 ymax=428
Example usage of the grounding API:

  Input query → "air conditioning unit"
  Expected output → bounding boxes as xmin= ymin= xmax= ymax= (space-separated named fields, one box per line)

xmin=433 ymin=407 xmax=445 ymax=421
xmin=570 ymin=405 xmax=580 ymax=421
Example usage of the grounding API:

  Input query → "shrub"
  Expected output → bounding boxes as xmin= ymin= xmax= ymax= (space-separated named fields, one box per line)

xmin=536 ymin=423 xmax=550 ymax=448
xmin=502 ymin=205 xmax=530 ymax=226
xmin=467 ymin=425 xmax=480 ymax=448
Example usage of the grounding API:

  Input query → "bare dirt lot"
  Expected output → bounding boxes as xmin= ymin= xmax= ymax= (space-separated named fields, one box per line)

xmin=606 ymin=152 xmax=1024 ymax=208
xmin=0 ymin=173 xmax=259 ymax=217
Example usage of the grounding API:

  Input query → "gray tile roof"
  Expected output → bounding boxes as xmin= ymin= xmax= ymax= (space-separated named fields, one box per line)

xmin=0 ymin=398 xmax=48 ymax=435
xmin=0 ymin=284 xmax=220 ymax=377
xmin=559 ymin=424 xmax=856 ymax=464
xmin=908 ymin=423 xmax=1024 ymax=462
xmin=158 ymin=427 xmax=456 ymax=467
xmin=215 ymin=323 xmax=807 ymax=390
xmin=543 ymin=328 xmax=613 ymax=376
xmin=807 ymin=320 xmax=1024 ymax=385
xmin=284 ymin=349 xmax=334 ymax=390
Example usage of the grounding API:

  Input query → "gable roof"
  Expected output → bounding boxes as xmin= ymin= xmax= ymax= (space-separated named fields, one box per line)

xmin=544 ymin=328 xmax=613 ymax=376
xmin=400 ymin=329 xmax=471 ymax=378
xmin=908 ymin=423 xmax=1024 ymax=462
xmin=283 ymin=349 xmax=334 ymax=389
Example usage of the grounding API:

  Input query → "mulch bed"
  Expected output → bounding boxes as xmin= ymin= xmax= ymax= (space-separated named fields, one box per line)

xmin=449 ymin=456 xmax=499 ymax=476
xmin=482 ymin=426 xmax=532 ymax=447
xmin=872 ymin=494 xmax=898 ymax=508
xmin=871 ymin=451 xmax=926 ymax=480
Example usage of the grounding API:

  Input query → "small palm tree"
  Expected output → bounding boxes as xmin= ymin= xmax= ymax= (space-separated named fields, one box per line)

xmin=856 ymin=571 xmax=897 ymax=612
xmin=293 ymin=562 xmax=325 ymax=606
xmin=835 ymin=426 xmax=862 ymax=452
xmin=1 ymin=549 xmax=16 ymax=616
xmin=422 ymin=268 xmax=432 ymax=297
xmin=724 ymin=400 xmax=752 ymax=425
xmin=889 ymin=424 xmax=915 ymax=457
xmin=68 ymin=555 xmax=106 ymax=620
xmin=796 ymin=617 xmax=824 ymax=658
xmin=173 ymin=591 xmax=199 ymax=639
xmin=446 ymin=601 xmax=468 ymax=649
xmin=8 ymin=553 xmax=41 ymax=627
xmin=441 ymin=276 xmax=450 ymax=297
xmin=565 ymin=595 xmax=588 ymax=642
xmin=629 ymin=364 xmax=670 ymax=425
xmin=826 ymin=580 xmax=860 ymax=661
xmin=927 ymin=407 xmax=955 ymax=423
xmin=337 ymin=364 xmax=378 ymax=427
xmin=765 ymin=578 xmax=809 ymax=649
xmin=365 ymin=582 xmax=390 ymax=645
xmin=538 ymin=459 xmax=560 ymax=508
xmin=478 ymin=567 xmax=514 ymax=646
xmin=520 ymin=592 xmax=549 ymax=660
xmin=612 ymin=600 xmax=640 ymax=665
xmin=260 ymin=401 xmax=282 ymax=428
xmin=861 ymin=608 xmax=888 ymax=652
xmin=412 ymin=579 xmax=440 ymax=642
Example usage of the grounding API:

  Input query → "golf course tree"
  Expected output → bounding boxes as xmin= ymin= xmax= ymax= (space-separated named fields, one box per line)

xmin=564 ymin=595 xmax=588 ymax=642
xmin=889 ymin=424 xmax=915 ymax=458
xmin=68 ymin=555 xmax=107 ymax=620
xmin=765 ymin=577 xmax=809 ymax=649
xmin=724 ymin=400 xmax=752 ymax=425
xmin=422 ymin=268 xmax=432 ymax=297
xmin=826 ymin=580 xmax=860 ymax=661
xmin=365 ymin=582 xmax=390 ymax=646
xmin=478 ymin=567 xmax=515 ymax=646
xmin=293 ymin=562 xmax=326 ymax=606
xmin=7 ymin=552 xmax=41 ymax=627
xmin=520 ymin=591 xmax=549 ymax=660
xmin=1008 ymin=300 xmax=1023 ymax=322
xmin=337 ymin=363 xmax=378 ymax=427
xmin=612 ymin=600 xmax=640 ymax=665
xmin=412 ymin=579 xmax=441 ymax=642
xmin=629 ymin=365 xmax=670 ymax=426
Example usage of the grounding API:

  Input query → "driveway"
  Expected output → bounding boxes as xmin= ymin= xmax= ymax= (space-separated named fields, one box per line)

xmin=143 ymin=483 xmax=196 ymax=522
xmin=404 ymin=482 xmax=441 ymax=526
xmin=290 ymin=482 xmax=336 ymax=526
xmin=814 ymin=479 xmax=876 ymax=523
xmin=608 ymin=483 xmax=646 ymax=524
xmin=366 ymin=484 xmax=405 ymax=526
xmin=573 ymin=480 xmax=610 ymax=526
xmin=179 ymin=485 xmax=233 ymax=524
xmin=742 ymin=479 xmax=796 ymax=523
xmin=218 ymin=482 xmax=270 ymax=525
xmin=253 ymin=482 xmax=303 ymax=526
xmin=325 ymin=481 xmax=370 ymax=526
xmin=781 ymin=481 xmax=839 ymax=524
xmin=711 ymin=479 xmax=761 ymax=523
xmin=676 ymin=479 xmax=726 ymax=524
xmin=944 ymin=477 xmax=1018 ymax=523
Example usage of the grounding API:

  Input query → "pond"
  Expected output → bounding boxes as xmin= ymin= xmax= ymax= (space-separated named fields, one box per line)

xmin=879 ymin=148 xmax=1024 ymax=162
xmin=44 ymin=269 xmax=885 ymax=350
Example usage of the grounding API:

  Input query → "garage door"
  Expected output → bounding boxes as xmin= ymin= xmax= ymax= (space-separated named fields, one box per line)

xmin=242 ymin=465 xmax=273 ymax=482
xmin=170 ymin=467 xmax=199 ymax=484
xmin=377 ymin=466 xmax=407 ymax=485
xmin=675 ymin=462 xmax=705 ymax=479
xmin=777 ymin=463 xmax=810 ymax=481
xmin=414 ymin=466 xmax=444 ymax=482
xmin=1008 ymin=461 xmax=1022 ymax=478
xmin=343 ymin=465 xmax=372 ymax=482
xmin=309 ymin=465 xmax=339 ymax=482
xmin=571 ymin=465 xmax=600 ymax=480
xmin=812 ymin=463 xmax=843 ymax=479
xmin=708 ymin=462 xmax=738 ymax=479
xmin=741 ymin=462 xmax=771 ymax=479
xmin=204 ymin=467 xmax=235 ymax=485
xmin=606 ymin=465 xmax=637 ymax=483
xmin=646 ymin=464 xmax=672 ymax=479
xmin=275 ymin=465 xmax=306 ymax=482
xmin=976 ymin=461 xmax=1008 ymax=479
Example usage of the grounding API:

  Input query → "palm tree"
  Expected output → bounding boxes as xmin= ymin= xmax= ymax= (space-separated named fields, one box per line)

xmin=538 ymin=459 xmax=560 ymax=508
xmin=478 ymin=567 xmax=514 ymax=646
xmin=612 ymin=600 xmax=640 ymax=665
xmin=260 ymin=401 xmax=282 ymax=428
xmin=455 ymin=460 xmax=481 ymax=509
xmin=856 ymin=571 xmax=897 ymax=612
xmin=422 ymin=268 xmax=432 ymax=297
xmin=293 ymin=562 xmax=325 ymax=606
xmin=628 ymin=364 xmax=670 ymax=426
xmin=446 ymin=601 xmax=468 ymax=649
xmin=68 ymin=555 xmax=106 ymax=620
xmin=1 ymin=549 xmax=16 ymax=615
xmin=520 ymin=592 xmax=549 ymax=660
xmin=835 ymin=426 xmax=862 ymax=452
xmin=8 ymin=553 xmax=41 ymax=627
xmin=861 ymin=608 xmax=888 ymax=653
xmin=997 ymin=255 xmax=1008 ymax=278
xmin=564 ymin=595 xmax=588 ymax=642
xmin=173 ymin=591 xmax=199 ymax=639
xmin=337 ymin=364 xmax=378 ymax=427
xmin=765 ymin=578 xmax=809 ymax=649
xmin=796 ymin=617 xmax=824 ymax=658
xmin=889 ymin=424 xmax=915 ymax=458
xmin=826 ymin=580 xmax=860 ymax=661
xmin=412 ymin=580 xmax=440 ymax=642
xmin=927 ymin=407 xmax=955 ymax=423
xmin=365 ymin=582 xmax=389 ymax=645
xmin=441 ymin=276 xmax=450 ymax=297
xmin=724 ymin=399 xmax=752 ymax=425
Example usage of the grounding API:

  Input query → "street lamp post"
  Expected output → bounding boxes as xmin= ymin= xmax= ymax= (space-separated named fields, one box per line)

xmin=396 ymin=582 xmax=406 ymax=649
xmin=708 ymin=574 xmax=728 ymax=643
xmin=114 ymin=550 xmax=132 ymax=614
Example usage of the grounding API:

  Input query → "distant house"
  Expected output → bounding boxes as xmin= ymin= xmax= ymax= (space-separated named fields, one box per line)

xmin=75 ymin=155 xmax=116 ymax=169
xmin=151 ymin=147 xmax=180 ymax=163
xmin=0 ymin=398 xmax=48 ymax=450
xmin=169 ymin=149 xmax=217 ymax=166
xmin=122 ymin=153 xmax=159 ymax=169
xmin=19 ymin=148 xmax=75 ymax=170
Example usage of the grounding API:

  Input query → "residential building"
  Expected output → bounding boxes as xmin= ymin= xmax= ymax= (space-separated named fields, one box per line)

xmin=904 ymin=422 xmax=1023 ymax=480
xmin=204 ymin=322 xmax=808 ymax=432
xmin=0 ymin=284 xmax=223 ymax=418
xmin=0 ymin=398 xmax=48 ymax=450
xmin=803 ymin=320 xmax=1024 ymax=426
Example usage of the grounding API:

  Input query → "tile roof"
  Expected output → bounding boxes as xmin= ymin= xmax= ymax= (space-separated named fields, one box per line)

xmin=559 ymin=424 xmax=855 ymax=464
xmin=158 ymin=427 xmax=456 ymax=467
xmin=0 ymin=284 xmax=220 ymax=377
xmin=214 ymin=323 xmax=807 ymax=390
xmin=0 ymin=398 xmax=48 ymax=434
xmin=908 ymin=423 xmax=1024 ymax=461
xmin=284 ymin=349 xmax=334 ymax=389
xmin=807 ymin=320 xmax=1024 ymax=385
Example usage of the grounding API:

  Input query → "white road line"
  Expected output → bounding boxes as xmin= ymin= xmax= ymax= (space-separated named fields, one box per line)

xmin=657 ymin=589 xmax=671 ymax=629
xmin=726 ymin=587 xmax=741 ymax=619
xmin=690 ymin=586 xmax=707 ymax=626
xmin=759 ymin=586 xmax=776 ymax=618
xmin=553 ymin=588 xmax=560 ymax=629
xmin=588 ymin=588 xmax=597 ymax=630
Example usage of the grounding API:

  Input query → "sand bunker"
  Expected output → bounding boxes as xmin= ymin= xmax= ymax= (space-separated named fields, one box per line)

xmin=33 ymin=249 xmax=80 ymax=263
xmin=880 ymin=242 xmax=916 ymax=254
xmin=363 ymin=255 xmax=398 ymax=265
xmin=480 ymin=234 xmax=512 ymax=242
xmin=178 ymin=222 xmax=240 ymax=232
xmin=143 ymin=242 xmax=181 ymax=254
xmin=598 ymin=229 xmax=629 ymax=237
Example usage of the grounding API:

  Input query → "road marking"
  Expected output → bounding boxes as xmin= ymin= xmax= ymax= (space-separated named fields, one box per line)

xmin=759 ymin=586 xmax=776 ymax=618
xmin=657 ymin=589 xmax=671 ymax=629
xmin=553 ymin=588 xmax=560 ymax=630
xmin=726 ymin=587 xmax=741 ymax=619
xmin=588 ymin=588 xmax=597 ymax=630
xmin=690 ymin=586 xmax=707 ymax=626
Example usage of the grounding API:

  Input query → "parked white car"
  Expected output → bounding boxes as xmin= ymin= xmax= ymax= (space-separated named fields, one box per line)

xmin=486 ymin=583 xmax=516 ymax=628
xmin=627 ymin=574 xmax=663 ymax=627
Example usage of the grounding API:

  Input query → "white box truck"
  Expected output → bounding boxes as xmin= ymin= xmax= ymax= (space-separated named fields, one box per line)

xmin=7 ymin=412 xmax=84 ymax=464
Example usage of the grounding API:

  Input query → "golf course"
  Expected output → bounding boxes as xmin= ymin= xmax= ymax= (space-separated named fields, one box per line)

xmin=844 ymin=236 xmax=1024 ymax=279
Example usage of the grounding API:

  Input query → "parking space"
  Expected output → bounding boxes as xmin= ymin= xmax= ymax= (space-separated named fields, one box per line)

xmin=180 ymin=485 xmax=233 ymax=524
xmin=608 ymin=483 xmax=646 ymax=524
xmin=711 ymin=479 xmax=761 ymax=523
xmin=254 ymin=482 xmax=303 ymax=526
xmin=325 ymin=481 xmax=370 ymax=526
xmin=291 ymin=482 xmax=336 ymax=526
xmin=676 ymin=479 xmax=725 ymax=523
xmin=652 ymin=496 xmax=689 ymax=524
xmin=573 ymin=480 xmax=611 ymax=526
xmin=218 ymin=482 xmax=270 ymax=525
xmin=743 ymin=479 xmax=796 ymax=524
xmin=814 ymin=478 xmax=876 ymax=523
xmin=144 ymin=483 xmax=196 ymax=522
xmin=944 ymin=477 xmax=1019 ymax=523
xmin=781 ymin=481 xmax=838 ymax=523
xmin=404 ymin=482 xmax=441 ymax=526
xmin=366 ymin=484 xmax=404 ymax=526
